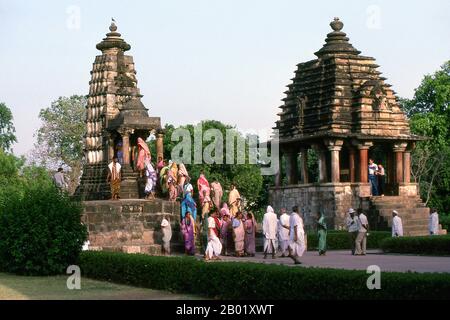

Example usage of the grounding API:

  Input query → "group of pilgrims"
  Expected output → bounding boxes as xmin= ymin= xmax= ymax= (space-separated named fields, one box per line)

xmin=106 ymin=137 xmax=330 ymax=263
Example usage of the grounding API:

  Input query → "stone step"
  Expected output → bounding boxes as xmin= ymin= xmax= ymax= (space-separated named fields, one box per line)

xmin=377 ymin=208 xmax=429 ymax=216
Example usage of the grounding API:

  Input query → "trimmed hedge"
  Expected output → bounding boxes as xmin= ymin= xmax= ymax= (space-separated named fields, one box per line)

xmin=306 ymin=231 xmax=390 ymax=250
xmin=79 ymin=251 xmax=450 ymax=300
xmin=381 ymin=235 xmax=450 ymax=256
xmin=440 ymin=215 xmax=450 ymax=231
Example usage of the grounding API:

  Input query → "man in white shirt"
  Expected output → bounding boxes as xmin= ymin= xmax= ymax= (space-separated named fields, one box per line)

xmin=161 ymin=215 xmax=172 ymax=255
xmin=278 ymin=208 xmax=290 ymax=257
xmin=355 ymin=208 xmax=369 ymax=255
xmin=263 ymin=205 xmax=279 ymax=259
xmin=391 ymin=210 xmax=403 ymax=237
xmin=345 ymin=208 xmax=359 ymax=255
xmin=368 ymin=158 xmax=379 ymax=196
xmin=429 ymin=208 xmax=440 ymax=235
xmin=289 ymin=206 xmax=306 ymax=264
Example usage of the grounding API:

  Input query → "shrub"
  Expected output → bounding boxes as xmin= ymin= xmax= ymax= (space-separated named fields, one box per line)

xmin=381 ymin=235 xmax=450 ymax=256
xmin=306 ymin=231 xmax=390 ymax=250
xmin=440 ymin=215 xmax=450 ymax=231
xmin=79 ymin=251 xmax=450 ymax=300
xmin=0 ymin=184 xmax=88 ymax=275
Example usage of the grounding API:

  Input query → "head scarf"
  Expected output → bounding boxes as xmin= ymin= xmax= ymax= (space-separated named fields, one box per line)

xmin=137 ymin=137 xmax=151 ymax=170
xmin=266 ymin=205 xmax=274 ymax=214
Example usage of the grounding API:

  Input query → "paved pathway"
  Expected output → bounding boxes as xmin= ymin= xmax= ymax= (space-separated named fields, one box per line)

xmin=202 ymin=250 xmax=450 ymax=273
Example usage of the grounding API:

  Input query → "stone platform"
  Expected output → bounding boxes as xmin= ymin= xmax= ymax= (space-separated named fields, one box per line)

xmin=82 ymin=199 xmax=181 ymax=255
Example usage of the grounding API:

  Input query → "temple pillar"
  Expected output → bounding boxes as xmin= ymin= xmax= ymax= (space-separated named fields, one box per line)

xmin=349 ymin=148 xmax=356 ymax=183
xmin=403 ymin=151 xmax=411 ymax=183
xmin=121 ymin=129 xmax=131 ymax=166
xmin=393 ymin=142 xmax=407 ymax=183
xmin=300 ymin=148 xmax=309 ymax=184
xmin=275 ymin=169 xmax=282 ymax=187
xmin=312 ymin=144 xmax=327 ymax=183
xmin=325 ymin=139 xmax=343 ymax=183
xmin=108 ymin=135 xmax=114 ymax=161
xmin=285 ymin=150 xmax=299 ymax=185
xmin=355 ymin=142 xmax=373 ymax=183
xmin=156 ymin=130 xmax=164 ymax=161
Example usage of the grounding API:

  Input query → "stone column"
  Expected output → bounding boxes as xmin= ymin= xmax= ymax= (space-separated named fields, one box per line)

xmin=403 ymin=151 xmax=411 ymax=183
xmin=355 ymin=142 xmax=373 ymax=183
xmin=156 ymin=130 xmax=164 ymax=161
xmin=326 ymin=139 xmax=344 ymax=183
xmin=312 ymin=144 xmax=327 ymax=183
xmin=108 ymin=135 xmax=115 ymax=161
xmin=285 ymin=150 xmax=299 ymax=185
xmin=349 ymin=148 xmax=356 ymax=183
xmin=393 ymin=143 xmax=407 ymax=183
xmin=274 ymin=169 xmax=282 ymax=187
xmin=300 ymin=148 xmax=309 ymax=184
xmin=121 ymin=130 xmax=131 ymax=166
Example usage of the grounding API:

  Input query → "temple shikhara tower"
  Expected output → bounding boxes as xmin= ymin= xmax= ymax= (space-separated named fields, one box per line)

xmin=75 ymin=21 xmax=164 ymax=200
xmin=270 ymin=18 xmax=431 ymax=235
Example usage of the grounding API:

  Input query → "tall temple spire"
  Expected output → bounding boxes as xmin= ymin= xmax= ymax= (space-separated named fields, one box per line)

xmin=96 ymin=19 xmax=131 ymax=52
xmin=314 ymin=17 xmax=360 ymax=57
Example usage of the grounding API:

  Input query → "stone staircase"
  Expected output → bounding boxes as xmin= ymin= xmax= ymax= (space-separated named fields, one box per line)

xmin=369 ymin=196 xmax=430 ymax=236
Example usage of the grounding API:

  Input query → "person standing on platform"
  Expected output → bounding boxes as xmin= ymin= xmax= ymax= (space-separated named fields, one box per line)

xmin=368 ymin=158 xmax=379 ymax=196
xmin=106 ymin=157 xmax=121 ymax=200
xmin=210 ymin=178 xmax=223 ymax=211
xmin=355 ymin=208 xmax=369 ymax=255
xmin=377 ymin=163 xmax=386 ymax=196
xmin=228 ymin=183 xmax=241 ymax=217
xmin=391 ymin=210 xmax=404 ymax=237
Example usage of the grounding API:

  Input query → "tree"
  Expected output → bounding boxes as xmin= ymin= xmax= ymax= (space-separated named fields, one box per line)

xmin=157 ymin=120 xmax=264 ymax=212
xmin=400 ymin=61 xmax=450 ymax=212
xmin=33 ymin=95 xmax=86 ymax=194
xmin=0 ymin=102 xmax=17 ymax=152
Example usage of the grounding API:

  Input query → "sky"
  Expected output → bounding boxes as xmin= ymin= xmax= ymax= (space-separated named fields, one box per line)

xmin=1 ymin=0 xmax=449 ymax=156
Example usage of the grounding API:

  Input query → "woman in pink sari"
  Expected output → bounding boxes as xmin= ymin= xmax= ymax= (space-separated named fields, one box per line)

xmin=220 ymin=203 xmax=230 ymax=219
xmin=136 ymin=137 xmax=151 ymax=173
xmin=244 ymin=212 xmax=256 ymax=257
xmin=178 ymin=163 xmax=189 ymax=195
xmin=197 ymin=171 xmax=210 ymax=204
xmin=232 ymin=211 xmax=245 ymax=257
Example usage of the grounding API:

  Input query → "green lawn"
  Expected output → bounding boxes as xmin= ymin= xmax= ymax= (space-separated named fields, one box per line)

xmin=0 ymin=272 xmax=203 ymax=300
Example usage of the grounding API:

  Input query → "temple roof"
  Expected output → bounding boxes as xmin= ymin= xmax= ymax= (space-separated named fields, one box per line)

xmin=96 ymin=20 xmax=131 ymax=52
xmin=275 ymin=18 xmax=423 ymax=144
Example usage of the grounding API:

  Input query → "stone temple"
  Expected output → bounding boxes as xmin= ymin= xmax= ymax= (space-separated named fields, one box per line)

xmin=78 ymin=22 xmax=180 ymax=255
xmin=269 ymin=18 xmax=433 ymax=235
xmin=75 ymin=21 xmax=165 ymax=201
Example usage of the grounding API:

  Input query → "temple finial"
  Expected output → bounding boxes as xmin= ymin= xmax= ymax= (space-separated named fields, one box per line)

xmin=330 ymin=17 xmax=343 ymax=32
xmin=109 ymin=18 xmax=117 ymax=32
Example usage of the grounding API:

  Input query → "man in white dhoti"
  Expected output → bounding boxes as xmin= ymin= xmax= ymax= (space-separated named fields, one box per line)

xmin=391 ymin=210 xmax=403 ymax=237
xmin=278 ymin=208 xmax=290 ymax=257
xmin=263 ymin=205 xmax=278 ymax=259
xmin=205 ymin=211 xmax=222 ymax=261
xmin=355 ymin=208 xmax=369 ymax=255
xmin=161 ymin=216 xmax=172 ymax=255
xmin=289 ymin=206 xmax=306 ymax=264
xmin=429 ymin=208 xmax=440 ymax=235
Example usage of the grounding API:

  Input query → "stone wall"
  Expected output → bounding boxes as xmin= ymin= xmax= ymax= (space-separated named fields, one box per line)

xmin=82 ymin=199 xmax=181 ymax=255
xmin=269 ymin=183 xmax=371 ymax=231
